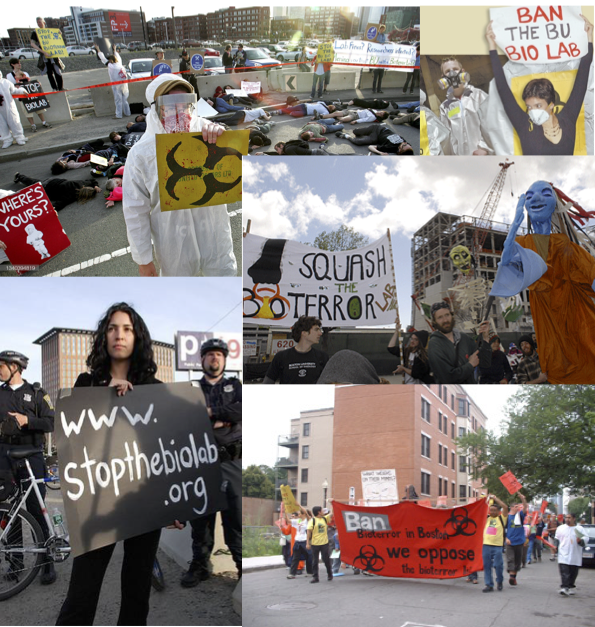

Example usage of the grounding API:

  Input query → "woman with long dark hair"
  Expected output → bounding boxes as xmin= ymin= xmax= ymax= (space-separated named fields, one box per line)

xmin=56 ymin=303 xmax=175 ymax=626
xmin=486 ymin=15 xmax=593 ymax=155
xmin=387 ymin=321 xmax=434 ymax=384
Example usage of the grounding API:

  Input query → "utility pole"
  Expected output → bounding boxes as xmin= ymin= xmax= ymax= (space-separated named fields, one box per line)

xmin=140 ymin=6 xmax=148 ymax=47
xmin=171 ymin=6 xmax=178 ymax=49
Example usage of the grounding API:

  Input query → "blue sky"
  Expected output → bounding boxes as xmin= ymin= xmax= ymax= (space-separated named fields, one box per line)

xmin=2 ymin=277 xmax=241 ymax=382
xmin=243 ymin=155 xmax=595 ymax=327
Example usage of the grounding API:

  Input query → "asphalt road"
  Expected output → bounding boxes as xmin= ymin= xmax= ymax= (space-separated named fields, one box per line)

xmin=0 ymin=153 xmax=242 ymax=277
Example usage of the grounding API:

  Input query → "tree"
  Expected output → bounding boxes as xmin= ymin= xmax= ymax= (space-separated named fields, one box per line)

xmin=310 ymin=225 xmax=369 ymax=252
xmin=242 ymin=465 xmax=275 ymax=499
xmin=568 ymin=497 xmax=592 ymax=523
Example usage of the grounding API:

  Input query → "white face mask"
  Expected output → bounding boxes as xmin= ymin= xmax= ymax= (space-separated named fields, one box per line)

xmin=528 ymin=108 xmax=550 ymax=126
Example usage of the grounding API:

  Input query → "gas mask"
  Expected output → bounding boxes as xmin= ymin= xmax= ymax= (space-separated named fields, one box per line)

xmin=527 ymin=108 xmax=550 ymax=126
xmin=437 ymin=70 xmax=470 ymax=90
xmin=449 ymin=245 xmax=472 ymax=274
xmin=156 ymin=93 xmax=197 ymax=134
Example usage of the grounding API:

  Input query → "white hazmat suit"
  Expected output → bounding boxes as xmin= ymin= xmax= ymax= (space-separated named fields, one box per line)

xmin=122 ymin=73 xmax=237 ymax=277
xmin=97 ymin=50 xmax=130 ymax=119
xmin=0 ymin=71 xmax=28 ymax=148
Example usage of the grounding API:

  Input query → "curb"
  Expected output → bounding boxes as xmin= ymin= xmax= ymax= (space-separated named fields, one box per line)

xmin=242 ymin=563 xmax=287 ymax=574
xmin=0 ymin=133 xmax=111 ymax=164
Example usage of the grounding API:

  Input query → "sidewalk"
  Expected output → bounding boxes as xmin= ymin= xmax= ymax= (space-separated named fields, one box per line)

xmin=243 ymin=554 xmax=286 ymax=573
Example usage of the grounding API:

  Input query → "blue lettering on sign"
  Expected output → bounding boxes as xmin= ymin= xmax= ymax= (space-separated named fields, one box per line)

xmin=367 ymin=26 xmax=377 ymax=40
xmin=153 ymin=62 xmax=172 ymax=75
xmin=190 ymin=54 xmax=204 ymax=71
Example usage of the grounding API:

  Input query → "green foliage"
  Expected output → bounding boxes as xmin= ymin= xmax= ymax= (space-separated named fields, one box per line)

xmin=242 ymin=465 xmax=275 ymax=499
xmin=242 ymin=527 xmax=283 ymax=558
xmin=568 ymin=497 xmax=592 ymax=522
xmin=309 ymin=225 xmax=369 ymax=252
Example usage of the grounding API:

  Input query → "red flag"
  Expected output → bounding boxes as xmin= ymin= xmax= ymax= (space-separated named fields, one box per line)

xmin=499 ymin=470 xmax=523 ymax=494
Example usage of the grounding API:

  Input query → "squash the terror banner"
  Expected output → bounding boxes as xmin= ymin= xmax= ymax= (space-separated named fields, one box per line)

xmin=332 ymin=499 xmax=488 ymax=579
xmin=243 ymin=233 xmax=398 ymax=326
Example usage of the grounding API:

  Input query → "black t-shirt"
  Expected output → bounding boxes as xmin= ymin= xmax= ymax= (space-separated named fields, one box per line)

xmin=266 ymin=347 xmax=329 ymax=384
xmin=377 ymin=128 xmax=409 ymax=154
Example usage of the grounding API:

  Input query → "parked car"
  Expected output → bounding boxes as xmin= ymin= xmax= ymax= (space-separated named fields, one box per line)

xmin=12 ymin=47 xmax=38 ymax=59
xmin=204 ymin=48 xmax=220 ymax=57
xmin=128 ymin=41 xmax=150 ymax=51
xmin=115 ymin=44 xmax=128 ymax=51
xmin=203 ymin=56 xmax=225 ymax=75
xmin=231 ymin=47 xmax=282 ymax=70
xmin=67 ymin=45 xmax=94 ymax=56
xmin=581 ymin=524 xmax=595 ymax=565
xmin=276 ymin=46 xmax=316 ymax=62
xmin=262 ymin=44 xmax=287 ymax=55
xmin=126 ymin=57 xmax=153 ymax=80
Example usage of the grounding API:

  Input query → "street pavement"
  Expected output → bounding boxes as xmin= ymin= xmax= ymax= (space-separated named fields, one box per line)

xmin=242 ymin=555 xmax=595 ymax=627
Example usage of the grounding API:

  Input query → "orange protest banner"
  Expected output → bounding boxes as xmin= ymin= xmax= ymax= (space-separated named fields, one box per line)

xmin=499 ymin=470 xmax=523 ymax=494
xmin=540 ymin=499 xmax=548 ymax=513
xmin=332 ymin=499 xmax=488 ymax=579
xmin=417 ymin=499 xmax=432 ymax=508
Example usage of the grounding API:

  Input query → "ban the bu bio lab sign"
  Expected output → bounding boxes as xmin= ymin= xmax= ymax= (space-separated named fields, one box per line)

xmin=55 ymin=382 xmax=226 ymax=557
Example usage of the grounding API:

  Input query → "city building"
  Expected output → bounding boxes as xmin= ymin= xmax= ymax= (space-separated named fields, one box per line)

xmin=154 ymin=14 xmax=207 ymax=44
xmin=304 ymin=7 xmax=356 ymax=40
xmin=33 ymin=327 xmax=175 ymax=405
xmin=7 ymin=28 xmax=36 ymax=49
xmin=383 ymin=7 xmax=421 ymax=33
xmin=206 ymin=6 xmax=271 ymax=42
xmin=271 ymin=17 xmax=305 ymax=40
xmin=276 ymin=408 xmax=334 ymax=510
xmin=67 ymin=7 xmax=146 ymax=45
xmin=357 ymin=7 xmax=385 ymax=33
xmin=332 ymin=385 xmax=487 ymax=506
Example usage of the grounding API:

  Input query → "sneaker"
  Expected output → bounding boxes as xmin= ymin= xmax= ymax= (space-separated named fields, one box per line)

xmin=180 ymin=561 xmax=210 ymax=588
xmin=509 ymin=576 xmax=517 ymax=586
xmin=550 ymin=555 xmax=556 ymax=561
xmin=567 ymin=589 xmax=575 ymax=595
xmin=559 ymin=588 xmax=570 ymax=596
xmin=497 ymin=583 xmax=503 ymax=591
xmin=377 ymin=90 xmax=383 ymax=93
xmin=310 ymin=578 xmax=319 ymax=584
xmin=31 ymin=124 xmax=37 ymax=132
xmin=42 ymin=122 xmax=52 ymax=128
xmin=40 ymin=561 xmax=56 ymax=585
xmin=482 ymin=586 xmax=494 ymax=593
xmin=286 ymin=575 xmax=296 ymax=579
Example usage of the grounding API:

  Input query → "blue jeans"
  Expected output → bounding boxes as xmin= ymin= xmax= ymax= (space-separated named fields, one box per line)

xmin=215 ymin=98 xmax=245 ymax=113
xmin=527 ymin=538 xmax=535 ymax=563
xmin=311 ymin=73 xmax=325 ymax=98
xmin=317 ymin=119 xmax=344 ymax=133
xmin=483 ymin=544 xmax=504 ymax=588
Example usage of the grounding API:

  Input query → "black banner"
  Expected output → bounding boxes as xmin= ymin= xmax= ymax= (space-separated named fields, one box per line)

xmin=55 ymin=382 xmax=226 ymax=557
xmin=20 ymin=80 xmax=50 ymax=113
xmin=94 ymin=36 xmax=112 ymax=58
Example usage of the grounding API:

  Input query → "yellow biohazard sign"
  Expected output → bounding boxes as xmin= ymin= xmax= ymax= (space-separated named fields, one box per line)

xmin=35 ymin=29 xmax=67 ymax=58
xmin=316 ymin=42 xmax=335 ymax=63
xmin=511 ymin=69 xmax=587 ymax=155
xmin=156 ymin=130 xmax=248 ymax=212
xmin=279 ymin=484 xmax=300 ymax=513
xmin=419 ymin=110 xmax=429 ymax=155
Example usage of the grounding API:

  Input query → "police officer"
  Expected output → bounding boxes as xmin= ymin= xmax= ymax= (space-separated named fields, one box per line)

xmin=0 ymin=350 xmax=56 ymax=584
xmin=179 ymin=49 xmax=199 ymax=95
xmin=181 ymin=338 xmax=242 ymax=587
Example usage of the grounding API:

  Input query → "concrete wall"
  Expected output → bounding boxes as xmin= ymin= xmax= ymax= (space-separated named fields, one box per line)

xmin=358 ymin=69 xmax=411 ymax=90
xmin=269 ymin=69 xmax=357 ymax=92
xmin=17 ymin=91 xmax=72 ymax=126
xmin=243 ymin=497 xmax=275 ymax=525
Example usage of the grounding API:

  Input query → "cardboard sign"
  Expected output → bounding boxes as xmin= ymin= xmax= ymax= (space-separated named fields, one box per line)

xmin=225 ymin=88 xmax=248 ymax=97
xmin=361 ymin=469 xmax=398 ymax=506
xmin=436 ymin=496 xmax=448 ymax=507
xmin=90 ymin=154 xmax=108 ymax=167
xmin=316 ymin=42 xmax=335 ymax=63
xmin=186 ymin=50 xmax=205 ymax=75
xmin=20 ymin=80 xmax=50 ymax=114
xmin=156 ymin=130 xmax=248 ymax=211
xmin=280 ymin=484 xmax=300 ymax=513
xmin=241 ymin=81 xmax=261 ymax=94
xmin=365 ymin=23 xmax=381 ymax=42
xmin=55 ymin=382 xmax=226 ymax=557
xmin=243 ymin=232 xmax=398 ymax=327
xmin=332 ymin=39 xmax=415 ymax=72
xmin=109 ymin=11 xmax=131 ymax=33
xmin=333 ymin=499 xmax=488 ymax=579
xmin=35 ymin=28 xmax=67 ymax=58
xmin=152 ymin=60 xmax=173 ymax=75
xmin=490 ymin=6 xmax=588 ymax=63
xmin=174 ymin=331 xmax=242 ymax=371
xmin=0 ymin=183 xmax=70 ymax=273
xmin=499 ymin=470 xmax=523 ymax=494
xmin=419 ymin=110 xmax=429 ymax=156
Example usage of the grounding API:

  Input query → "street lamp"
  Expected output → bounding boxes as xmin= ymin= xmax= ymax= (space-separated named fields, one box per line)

xmin=322 ymin=478 xmax=328 ymax=507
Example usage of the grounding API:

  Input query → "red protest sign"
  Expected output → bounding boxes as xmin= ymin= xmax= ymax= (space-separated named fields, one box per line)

xmin=499 ymin=470 xmax=523 ymax=494
xmin=0 ymin=183 xmax=70 ymax=273
xmin=417 ymin=499 xmax=432 ymax=508
xmin=332 ymin=499 xmax=487 ymax=579
xmin=540 ymin=499 xmax=548 ymax=513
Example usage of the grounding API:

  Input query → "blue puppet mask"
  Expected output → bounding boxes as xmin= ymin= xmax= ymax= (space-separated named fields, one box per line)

xmin=525 ymin=181 xmax=556 ymax=232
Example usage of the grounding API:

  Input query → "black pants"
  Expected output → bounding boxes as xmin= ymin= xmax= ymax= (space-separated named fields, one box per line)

xmin=372 ymin=69 xmax=384 ymax=91
xmin=403 ymin=69 xmax=420 ymax=93
xmin=311 ymin=543 xmax=332 ymax=580
xmin=46 ymin=60 xmax=63 ymax=91
xmin=347 ymin=125 xmax=386 ymax=146
xmin=190 ymin=459 xmax=242 ymax=571
xmin=352 ymin=98 xmax=389 ymax=109
xmin=559 ymin=563 xmax=579 ymax=589
xmin=289 ymin=540 xmax=312 ymax=575
xmin=55 ymin=529 xmax=161 ymax=626
xmin=15 ymin=174 xmax=68 ymax=211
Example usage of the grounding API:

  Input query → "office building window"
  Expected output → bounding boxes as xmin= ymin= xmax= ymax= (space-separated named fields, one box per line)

xmin=421 ymin=472 xmax=430 ymax=495
xmin=300 ymin=492 xmax=308 ymax=506
xmin=303 ymin=423 xmax=310 ymax=437
xmin=302 ymin=445 xmax=309 ymax=459
xmin=421 ymin=434 xmax=431 ymax=458
xmin=301 ymin=468 xmax=308 ymax=483
xmin=421 ymin=398 xmax=431 ymax=423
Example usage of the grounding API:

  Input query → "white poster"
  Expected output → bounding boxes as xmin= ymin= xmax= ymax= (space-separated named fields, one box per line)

xmin=332 ymin=39 xmax=416 ymax=72
xmin=243 ymin=232 xmax=398 ymax=327
xmin=241 ymin=81 xmax=261 ymax=94
xmin=490 ymin=5 xmax=588 ymax=64
xmin=361 ymin=469 xmax=399 ymax=506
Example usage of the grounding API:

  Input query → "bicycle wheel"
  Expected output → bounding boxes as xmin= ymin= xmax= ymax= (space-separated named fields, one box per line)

xmin=0 ymin=504 xmax=45 ymax=601
xmin=151 ymin=557 xmax=165 ymax=591
xmin=45 ymin=464 xmax=61 ymax=491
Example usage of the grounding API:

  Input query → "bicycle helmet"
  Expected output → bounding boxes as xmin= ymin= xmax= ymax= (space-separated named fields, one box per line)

xmin=200 ymin=338 xmax=228 ymax=357
xmin=0 ymin=350 xmax=29 ymax=370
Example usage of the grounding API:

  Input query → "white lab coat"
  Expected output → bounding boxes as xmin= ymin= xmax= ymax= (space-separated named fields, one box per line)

xmin=122 ymin=73 xmax=237 ymax=277
xmin=0 ymin=72 xmax=27 ymax=146
xmin=97 ymin=50 xmax=130 ymax=118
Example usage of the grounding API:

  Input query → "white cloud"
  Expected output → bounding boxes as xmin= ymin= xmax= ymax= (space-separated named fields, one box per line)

xmin=265 ymin=163 xmax=291 ymax=182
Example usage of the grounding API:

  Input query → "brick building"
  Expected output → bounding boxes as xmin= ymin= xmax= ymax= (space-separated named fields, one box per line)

xmin=206 ymin=6 xmax=271 ymax=41
xmin=304 ymin=7 xmax=356 ymax=40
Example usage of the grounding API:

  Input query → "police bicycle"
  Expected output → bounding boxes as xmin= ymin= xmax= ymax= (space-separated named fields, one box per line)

xmin=0 ymin=446 xmax=70 ymax=600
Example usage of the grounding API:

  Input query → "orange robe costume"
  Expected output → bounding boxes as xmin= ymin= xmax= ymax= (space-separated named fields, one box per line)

xmin=515 ymin=233 xmax=595 ymax=384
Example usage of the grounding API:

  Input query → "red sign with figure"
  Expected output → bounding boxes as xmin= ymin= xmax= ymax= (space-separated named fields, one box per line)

xmin=0 ymin=183 xmax=70 ymax=273
xmin=499 ymin=470 xmax=523 ymax=494
xmin=109 ymin=12 xmax=131 ymax=33
xmin=332 ymin=499 xmax=488 ymax=579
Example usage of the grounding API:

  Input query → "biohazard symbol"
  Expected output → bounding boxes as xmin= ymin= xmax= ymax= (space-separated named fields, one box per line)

xmin=243 ymin=283 xmax=290 ymax=320
xmin=352 ymin=544 xmax=385 ymax=573
xmin=443 ymin=507 xmax=477 ymax=537
xmin=165 ymin=137 xmax=242 ymax=206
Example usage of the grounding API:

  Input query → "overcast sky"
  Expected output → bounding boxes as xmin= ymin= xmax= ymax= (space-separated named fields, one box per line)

xmin=243 ymin=155 xmax=595 ymax=327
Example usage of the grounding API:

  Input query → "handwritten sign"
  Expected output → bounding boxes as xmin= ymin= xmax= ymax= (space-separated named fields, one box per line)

xmin=0 ymin=183 xmax=70 ymax=273
xmin=156 ymin=130 xmax=248 ymax=211
xmin=20 ymin=80 xmax=50 ymax=114
xmin=490 ymin=6 xmax=588 ymax=63
xmin=280 ymin=484 xmax=300 ymax=513
xmin=243 ymin=232 xmax=398 ymax=327
xmin=361 ymin=469 xmax=398 ymax=506
xmin=316 ymin=42 xmax=335 ymax=63
xmin=499 ymin=470 xmax=523 ymax=494
xmin=241 ymin=81 xmax=261 ymax=94
xmin=55 ymin=382 xmax=225 ymax=557
xmin=332 ymin=39 xmax=415 ymax=71
xmin=35 ymin=28 xmax=67 ymax=58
